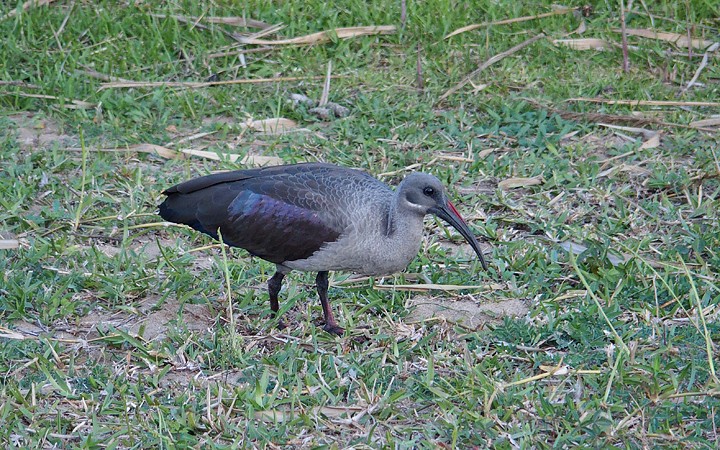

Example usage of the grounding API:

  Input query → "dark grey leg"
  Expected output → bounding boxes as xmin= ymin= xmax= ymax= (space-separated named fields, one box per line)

xmin=316 ymin=271 xmax=343 ymax=335
xmin=267 ymin=271 xmax=286 ymax=329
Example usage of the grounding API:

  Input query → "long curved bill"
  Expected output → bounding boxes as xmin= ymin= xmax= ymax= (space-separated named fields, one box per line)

xmin=430 ymin=200 xmax=488 ymax=270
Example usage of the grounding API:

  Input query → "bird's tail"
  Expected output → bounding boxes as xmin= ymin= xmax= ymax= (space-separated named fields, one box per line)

xmin=158 ymin=194 xmax=209 ymax=235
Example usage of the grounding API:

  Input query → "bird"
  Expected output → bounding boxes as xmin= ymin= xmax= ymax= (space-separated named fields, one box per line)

xmin=158 ymin=162 xmax=488 ymax=335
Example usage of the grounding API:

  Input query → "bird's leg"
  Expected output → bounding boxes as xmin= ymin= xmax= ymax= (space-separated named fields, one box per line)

xmin=316 ymin=271 xmax=344 ymax=335
xmin=267 ymin=271 xmax=286 ymax=330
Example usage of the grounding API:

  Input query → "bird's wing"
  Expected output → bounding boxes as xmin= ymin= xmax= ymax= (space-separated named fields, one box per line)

xmin=163 ymin=163 xmax=339 ymax=195
xmin=218 ymin=186 xmax=342 ymax=263
xmin=160 ymin=163 xmax=378 ymax=264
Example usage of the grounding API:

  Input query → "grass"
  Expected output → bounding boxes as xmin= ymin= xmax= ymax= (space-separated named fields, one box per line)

xmin=1 ymin=0 xmax=720 ymax=448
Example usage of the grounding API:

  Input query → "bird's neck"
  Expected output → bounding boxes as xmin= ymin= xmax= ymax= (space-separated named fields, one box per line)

xmin=385 ymin=193 xmax=424 ymax=239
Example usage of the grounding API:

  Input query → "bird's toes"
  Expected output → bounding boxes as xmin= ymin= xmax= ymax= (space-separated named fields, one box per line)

xmin=276 ymin=319 xmax=287 ymax=331
xmin=323 ymin=323 xmax=345 ymax=336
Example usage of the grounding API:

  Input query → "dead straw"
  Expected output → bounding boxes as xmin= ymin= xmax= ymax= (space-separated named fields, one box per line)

xmin=99 ymin=75 xmax=342 ymax=90
xmin=438 ymin=33 xmax=545 ymax=103
xmin=445 ymin=8 xmax=574 ymax=39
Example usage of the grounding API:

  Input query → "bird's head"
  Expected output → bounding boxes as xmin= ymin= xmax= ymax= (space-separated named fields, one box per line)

xmin=399 ymin=173 xmax=488 ymax=270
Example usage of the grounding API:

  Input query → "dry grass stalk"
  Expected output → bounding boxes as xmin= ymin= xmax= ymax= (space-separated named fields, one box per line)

xmin=165 ymin=131 xmax=217 ymax=148
xmin=553 ymin=38 xmax=611 ymax=51
xmin=374 ymin=283 xmax=496 ymax=292
xmin=240 ymin=118 xmax=299 ymax=134
xmin=437 ymin=154 xmax=474 ymax=163
xmin=438 ymin=33 xmax=546 ymax=103
xmin=0 ymin=81 xmax=41 ymax=88
xmin=1 ymin=91 xmax=94 ymax=109
xmin=416 ymin=43 xmax=424 ymax=92
xmin=613 ymin=28 xmax=716 ymax=50
xmin=254 ymin=405 xmax=367 ymax=423
xmin=619 ymin=0 xmax=630 ymax=72
xmin=99 ymin=75 xmax=338 ymax=90
xmin=148 ymin=14 xmax=271 ymax=42
xmin=569 ymin=98 xmax=720 ymax=107
xmin=378 ymin=158 xmax=440 ymax=177
xmin=243 ymin=23 xmax=286 ymax=41
xmin=319 ymin=61 xmax=332 ymax=107
xmin=682 ymin=42 xmax=720 ymax=94
xmin=690 ymin=117 xmax=720 ymax=129
xmin=168 ymin=148 xmax=284 ymax=166
xmin=523 ymin=98 xmax=716 ymax=132
xmin=445 ymin=8 xmax=574 ymax=39
xmin=498 ymin=176 xmax=544 ymax=190
xmin=0 ymin=326 xmax=27 ymax=339
xmin=194 ymin=16 xmax=270 ymax=29
xmin=596 ymin=123 xmax=658 ymax=140
xmin=206 ymin=46 xmax=274 ymax=59
xmin=64 ymin=143 xmax=284 ymax=166
xmin=75 ymin=68 xmax=132 ymax=83
xmin=236 ymin=25 xmax=396 ymax=45
xmin=159 ymin=14 xmax=270 ymax=29
xmin=0 ymin=239 xmax=20 ymax=250
xmin=0 ymin=0 xmax=55 ymax=20
xmin=640 ymin=133 xmax=661 ymax=149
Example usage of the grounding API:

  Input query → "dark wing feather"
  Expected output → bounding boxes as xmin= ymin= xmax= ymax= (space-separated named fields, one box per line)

xmin=158 ymin=163 xmax=371 ymax=264
xmin=163 ymin=162 xmax=339 ymax=195
xmin=221 ymin=189 xmax=340 ymax=263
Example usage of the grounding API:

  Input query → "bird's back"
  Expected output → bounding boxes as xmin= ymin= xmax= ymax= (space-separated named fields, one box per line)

xmin=159 ymin=163 xmax=392 ymax=265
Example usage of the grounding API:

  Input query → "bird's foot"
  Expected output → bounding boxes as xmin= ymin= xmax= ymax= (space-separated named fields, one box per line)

xmin=323 ymin=323 xmax=345 ymax=336
xmin=276 ymin=319 xmax=287 ymax=331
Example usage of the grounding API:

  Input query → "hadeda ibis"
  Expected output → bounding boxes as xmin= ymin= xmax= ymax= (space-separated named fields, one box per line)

xmin=159 ymin=162 xmax=487 ymax=335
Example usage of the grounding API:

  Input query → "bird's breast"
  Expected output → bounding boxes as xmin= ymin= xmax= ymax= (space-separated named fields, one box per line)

xmin=283 ymin=217 xmax=425 ymax=276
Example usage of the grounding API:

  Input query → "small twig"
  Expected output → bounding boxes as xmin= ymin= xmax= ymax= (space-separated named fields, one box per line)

xmin=400 ymin=0 xmax=407 ymax=29
xmin=438 ymin=33 xmax=545 ymax=103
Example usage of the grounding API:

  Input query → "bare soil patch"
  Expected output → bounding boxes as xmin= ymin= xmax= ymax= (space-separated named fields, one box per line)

xmin=33 ymin=296 xmax=219 ymax=342
xmin=9 ymin=112 xmax=75 ymax=150
xmin=406 ymin=295 xmax=529 ymax=329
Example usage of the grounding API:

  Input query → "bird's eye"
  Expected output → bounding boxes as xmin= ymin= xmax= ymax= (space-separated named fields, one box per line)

xmin=423 ymin=187 xmax=435 ymax=197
